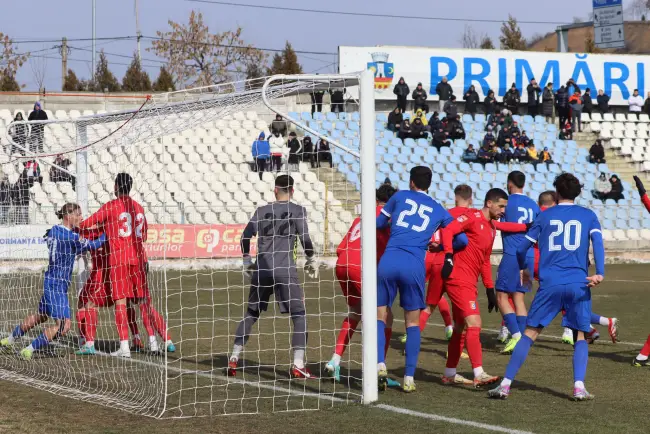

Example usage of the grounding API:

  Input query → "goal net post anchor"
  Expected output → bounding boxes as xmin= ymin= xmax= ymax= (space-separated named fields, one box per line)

xmin=262 ymin=70 xmax=378 ymax=404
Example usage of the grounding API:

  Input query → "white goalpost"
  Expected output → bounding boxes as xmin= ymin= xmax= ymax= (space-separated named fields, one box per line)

xmin=0 ymin=70 xmax=378 ymax=417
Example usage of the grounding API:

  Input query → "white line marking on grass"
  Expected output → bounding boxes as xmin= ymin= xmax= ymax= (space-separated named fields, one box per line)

xmin=375 ymin=404 xmax=535 ymax=434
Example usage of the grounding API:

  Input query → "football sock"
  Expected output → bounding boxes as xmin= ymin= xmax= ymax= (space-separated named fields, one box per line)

xmin=293 ymin=349 xmax=305 ymax=369
xmin=504 ymin=335 xmax=534 ymax=382
xmin=574 ymin=380 xmax=585 ymax=389
xmin=331 ymin=354 xmax=341 ymax=366
xmin=444 ymin=367 xmax=457 ymax=378
xmin=473 ymin=366 xmax=485 ymax=377
xmin=127 ymin=304 xmax=140 ymax=337
xmin=138 ymin=303 xmax=155 ymax=337
xmin=149 ymin=305 xmax=171 ymax=341
xmin=114 ymin=304 xmax=130 ymax=342
xmin=503 ymin=313 xmax=520 ymax=338
xmin=599 ymin=315 xmax=610 ymax=327
xmin=290 ymin=311 xmax=307 ymax=355
xmin=573 ymin=340 xmax=588 ymax=382
xmin=376 ymin=320 xmax=386 ymax=364
xmin=446 ymin=329 xmax=463 ymax=369
xmin=590 ymin=313 xmax=602 ymax=326
xmin=384 ymin=327 xmax=392 ymax=358
xmin=500 ymin=378 xmax=512 ymax=387
xmin=465 ymin=327 xmax=483 ymax=369
xmin=637 ymin=354 xmax=649 ymax=361
xmin=86 ymin=308 xmax=98 ymax=345
xmin=459 ymin=330 xmax=467 ymax=353
xmin=11 ymin=324 xmax=25 ymax=339
xmin=418 ymin=310 xmax=431 ymax=332
xmin=231 ymin=344 xmax=243 ymax=360
xmin=438 ymin=297 xmax=452 ymax=327
xmin=234 ymin=309 xmax=259 ymax=347
xmin=335 ymin=317 xmax=359 ymax=357
xmin=404 ymin=326 xmax=420 ymax=377
xmin=639 ymin=335 xmax=650 ymax=357
xmin=516 ymin=316 xmax=527 ymax=335
xmin=76 ymin=310 xmax=87 ymax=339
xmin=31 ymin=333 xmax=49 ymax=351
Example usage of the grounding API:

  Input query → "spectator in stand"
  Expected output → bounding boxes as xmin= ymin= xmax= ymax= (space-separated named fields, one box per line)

xmin=500 ymin=142 xmax=514 ymax=163
xmin=566 ymin=78 xmax=580 ymax=96
xmin=11 ymin=171 xmax=30 ymax=224
xmin=393 ymin=77 xmax=409 ymax=113
xmin=592 ymin=172 xmax=611 ymax=201
xmin=629 ymin=89 xmax=644 ymax=114
xmin=412 ymin=82 xmax=429 ymax=113
xmin=539 ymin=147 xmax=554 ymax=166
xmin=24 ymin=159 xmax=42 ymax=185
xmin=504 ymin=83 xmax=521 ymax=114
xmin=8 ymin=113 xmax=27 ymax=155
xmin=589 ymin=139 xmax=606 ymax=164
xmin=510 ymin=120 xmax=521 ymax=136
xmin=526 ymin=79 xmax=541 ymax=116
xmin=483 ymin=126 xmax=496 ymax=147
xmin=485 ymin=115 xmax=499 ymax=133
xmin=555 ymin=85 xmax=569 ymax=127
xmin=443 ymin=95 xmax=458 ymax=119
xmin=269 ymin=130 xmax=285 ymax=172
xmin=28 ymin=102 xmax=48 ymax=153
xmin=251 ymin=132 xmax=270 ymax=180
xmin=502 ymin=110 xmax=514 ymax=128
xmin=583 ymin=88 xmax=593 ymax=116
xmin=410 ymin=117 xmax=428 ymax=140
xmin=0 ymin=174 xmax=10 ymax=224
xmin=497 ymin=125 xmax=511 ymax=147
xmin=50 ymin=154 xmax=75 ymax=190
xmin=398 ymin=119 xmax=412 ymax=141
xmin=329 ymin=88 xmax=345 ymax=113
xmin=269 ymin=114 xmax=288 ymax=137
xmin=513 ymin=143 xmax=529 ymax=163
xmin=477 ymin=143 xmax=493 ymax=166
xmin=607 ymin=174 xmax=624 ymax=202
xmin=568 ymin=90 xmax=584 ymax=132
xmin=510 ymin=130 xmax=520 ymax=147
xmin=597 ymin=89 xmax=610 ymax=114
xmin=519 ymin=130 xmax=530 ymax=145
xmin=413 ymin=109 xmax=428 ymax=127
xmin=432 ymin=127 xmax=451 ymax=151
xmin=310 ymin=89 xmax=325 ymax=115
xmin=387 ymin=107 xmax=403 ymax=132
xmin=526 ymin=143 xmax=539 ymax=167
xmin=428 ymin=111 xmax=442 ymax=132
xmin=435 ymin=76 xmax=453 ymax=113
xmin=559 ymin=124 xmax=573 ymax=140
xmin=462 ymin=144 xmax=478 ymax=163
xmin=463 ymin=85 xmax=480 ymax=120
xmin=317 ymin=139 xmax=332 ymax=168
xmin=484 ymin=90 xmax=497 ymax=116
xmin=448 ymin=115 xmax=465 ymax=140
xmin=542 ymin=82 xmax=555 ymax=123
xmin=302 ymin=136 xmax=316 ymax=168
xmin=287 ymin=132 xmax=302 ymax=171
xmin=490 ymin=143 xmax=500 ymax=161
xmin=643 ymin=91 xmax=650 ymax=115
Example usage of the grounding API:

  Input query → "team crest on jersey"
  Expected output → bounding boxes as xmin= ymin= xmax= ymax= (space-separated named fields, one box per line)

xmin=457 ymin=215 xmax=468 ymax=223
xmin=469 ymin=300 xmax=476 ymax=310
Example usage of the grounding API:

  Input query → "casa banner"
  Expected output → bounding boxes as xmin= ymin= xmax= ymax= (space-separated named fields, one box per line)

xmin=338 ymin=46 xmax=648 ymax=106
xmin=144 ymin=224 xmax=256 ymax=259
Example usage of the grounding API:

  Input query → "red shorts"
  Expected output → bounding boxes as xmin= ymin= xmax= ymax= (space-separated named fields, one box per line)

xmin=425 ymin=261 xmax=445 ymax=306
xmin=335 ymin=264 xmax=361 ymax=308
xmin=110 ymin=263 xmax=149 ymax=301
xmin=78 ymin=270 xmax=113 ymax=308
xmin=445 ymin=280 xmax=480 ymax=320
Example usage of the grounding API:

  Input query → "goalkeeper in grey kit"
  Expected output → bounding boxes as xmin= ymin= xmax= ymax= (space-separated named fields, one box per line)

xmin=227 ymin=175 xmax=318 ymax=379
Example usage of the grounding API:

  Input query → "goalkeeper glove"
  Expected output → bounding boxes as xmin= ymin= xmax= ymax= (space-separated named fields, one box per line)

xmin=634 ymin=175 xmax=646 ymax=196
xmin=242 ymin=255 xmax=254 ymax=278
xmin=441 ymin=253 xmax=454 ymax=279
xmin=486 ymin=288 xmax=498 ymax=313
xmin=305 ymin=256 xmax=319 ymax=279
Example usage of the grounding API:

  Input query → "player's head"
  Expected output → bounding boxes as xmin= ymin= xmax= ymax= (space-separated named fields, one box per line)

xmin=484 ymin=188 xmax=508 ymax=220
xmin=553 ymin=172 xmax=582 ymax=202
xmin=274 ymin=175 xmax=294 ymax=200
xmin=56 ymin=202 xmax=82 ymax=227
xmin=454 ymin=184 xmax=473 ymax=208
xmin=376 ymin=184 xmax=396 ymax=206
xmin=506 ymin=171 xmax=526 ymax=194
xmin=538 ymin=190 xmax=557 ymax=209
xmin=114 ymin=172 xmax=133 ymax=197
xmin=409 ymin=166 xmax=432 ymax=192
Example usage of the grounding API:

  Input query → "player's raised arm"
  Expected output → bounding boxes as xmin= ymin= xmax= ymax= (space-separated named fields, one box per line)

xmin=493 ymin=221 xmax=528 ymax=233
xmin=588 ymin=213 xmax=605 ymax=287
xmin=79 ymin=203 xmax=109 ymax=230
xmin=376 ymin=193 xmax=397 ymax=229
xmin=633 ymin=176 xmax=650 ymax=213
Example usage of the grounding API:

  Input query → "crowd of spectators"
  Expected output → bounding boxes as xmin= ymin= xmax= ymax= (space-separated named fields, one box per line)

xmin=6 ymin=102 xmax=50 ymax=155
xmin=591 ymin=172 xmax=624 ymax=203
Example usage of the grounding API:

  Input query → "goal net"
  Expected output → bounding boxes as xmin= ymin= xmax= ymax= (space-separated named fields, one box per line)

xmin=0 ymin=71 xmax=377 ymax=417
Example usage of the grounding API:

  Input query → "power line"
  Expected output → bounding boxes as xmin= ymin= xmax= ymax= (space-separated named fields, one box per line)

xmin=186 ymin=0 xmax=572 ymax=25
xmin=12 ymin=36 xmax=137 ymax=44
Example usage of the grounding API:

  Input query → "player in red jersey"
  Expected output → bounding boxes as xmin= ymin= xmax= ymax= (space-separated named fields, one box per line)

xmin=325 ymin=184 xmax=396 ymax=382
xmin=78 ymin=173 xmax=174 ymax=358
xmin=632 ymin=176 xmax=650 ymax=366
xmin=438 ymin=188 xmax=508 ymax=387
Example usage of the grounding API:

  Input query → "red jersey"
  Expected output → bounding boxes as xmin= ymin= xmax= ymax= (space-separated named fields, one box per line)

xmin=642 ymin=194 xmax=650 ymax=214
xmin=336 ymin=206 xmax=390 ymax=268
xmin=427 ymin=207 xmax=467 ymax=266
xmin=80 ymin=196 xmax=148 ymax=266
xmin=443 ymin=208 xmax=495 ymax=288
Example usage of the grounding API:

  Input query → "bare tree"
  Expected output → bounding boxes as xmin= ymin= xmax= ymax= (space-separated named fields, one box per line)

xmin=625 ymin=0 xmax=650 ymax=19
xmin=460 ymin=25 xmax=480 ymax=49
xmin=29 ymin=54 xmax=47 ymax=91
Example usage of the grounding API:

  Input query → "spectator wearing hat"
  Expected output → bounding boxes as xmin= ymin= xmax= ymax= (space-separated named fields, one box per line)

xmin=428 ymin=111 xmax=442 ymax=132
xmin=497 ymin=125 xmax=511 ymax=147
xmin=589 ymin=139 xmax=606 ymax=164
xmin=317 ymin=139 xmax=332 ymax=168
xmin=463 ymin=85 xmax=480 ymax=120
xmin=542 ymin=82 xmax=555 ymax=123
xmin=504 ymin=83 xmax=520 ymax=114
xmin=435 ymin=76 xmax=453 ymax=113
xmin=592 ymin=172 xmax=610 ymax=201
xmin=526 ymin=79 xmax=541 ymax=116
xmin=484 ymin=90 xmax=497 ymax=117
xmin=519 ymin=130 xmax=530 ymax=146
xmin=287 ymin=132 xmax=302 ymax=171
xmin=499 ymin=142 xmax=514 ymax=164
xmin=251 ymin=132 xmax=270 ymax=179
xmin=569 ymin=90 xmax=584 ymax=132
xmin=413 ymin=109 xmax=428 ymax=127
xmin=606 ymin=174 xmax=624 ymax=202
xmin=462 ymin=144 xmax=478 ymax=163
xmin=393 ymin=77 xmax=410 ymax=113
xmin=443 ymin=95 xmax=458 ymax=119
xmin=302 ymin=136 xmax=316 ymax=168
xmin=559 ymin=124 xmax=573 ymax=140
xmin=597 ymin=89 xmax=610 ymax=114
xmin=387 ymin=107 xmax=403 ymax=132
xmin=269 ymin=114 xmax=288 ymax=137
xmin=539 ymin=146 xmax=554 ymax=167
xmin=510 ymin=121 xmax=521 ymax=136
xmin=583 ymin=88 xmax=593 ymax=115
xmin=412 ymin=82 xmax=429 ymax=113
xmin=27 ymin=101 xmax=48 ymax=153
xmin=398 ymin=119 xmax=412 ymax=141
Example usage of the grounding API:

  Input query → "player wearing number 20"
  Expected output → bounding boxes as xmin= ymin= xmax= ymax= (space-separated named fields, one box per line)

xmin=489 ymin=173 xmax=605 ymax=401
xmin=376 ymin=166 xmax=456 ymax=393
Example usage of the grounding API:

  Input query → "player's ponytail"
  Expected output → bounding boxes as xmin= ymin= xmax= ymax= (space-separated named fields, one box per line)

xmin=56 ymin=203 xmax=81 ymax=220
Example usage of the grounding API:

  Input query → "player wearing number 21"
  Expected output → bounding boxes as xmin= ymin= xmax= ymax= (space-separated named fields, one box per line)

xmin=489 ymin=173 xmax=605 ymax=401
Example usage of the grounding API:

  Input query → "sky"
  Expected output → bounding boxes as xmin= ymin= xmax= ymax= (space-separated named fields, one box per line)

xmin=2 ymin=0 xmax=596 ymax=91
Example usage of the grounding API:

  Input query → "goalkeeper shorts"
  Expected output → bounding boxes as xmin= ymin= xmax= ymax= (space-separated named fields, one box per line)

xmin=248 ymin=271 xmax=305 ymax=314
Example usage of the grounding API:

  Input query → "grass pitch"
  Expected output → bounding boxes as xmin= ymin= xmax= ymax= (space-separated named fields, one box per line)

xmin=0 ymin=264 xmax=649 ymax=433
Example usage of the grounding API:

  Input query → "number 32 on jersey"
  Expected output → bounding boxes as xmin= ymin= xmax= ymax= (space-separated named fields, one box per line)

xmin=119 ymin=212 xmax=145 ymax=238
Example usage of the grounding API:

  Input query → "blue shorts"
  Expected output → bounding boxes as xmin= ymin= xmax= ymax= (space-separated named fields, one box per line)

xmin=377 ymin=253 xmax=425 ymax=311
xmin=496 ymin=253 xmax=534 ymax=294
xmin=38 ymin=290 xmax=70 ymax=320
xmin=526 ymin=283 xmax=591 ymax=332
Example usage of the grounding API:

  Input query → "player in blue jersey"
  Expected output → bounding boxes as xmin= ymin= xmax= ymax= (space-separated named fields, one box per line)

xmin=495 ymin=171 xmax=540 ymax=355
xmin=376 ymin=166 xmax=456 ymax=393
xmin=488 ymin=173 xmax=605 ymax=401
xmin=0 ymin=203 xmax=105 ymax=360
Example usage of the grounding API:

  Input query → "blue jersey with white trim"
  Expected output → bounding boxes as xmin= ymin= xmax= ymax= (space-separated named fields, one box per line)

xmin=377 ymin=190 xmax=453 ymax=260
xmin=523 ymin=203 xmax=602 ymax=288
xmin=501 ymin=193 xmax=539 ymax=256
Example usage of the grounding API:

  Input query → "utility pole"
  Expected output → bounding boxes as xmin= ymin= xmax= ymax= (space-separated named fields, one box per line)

xmin=92 ymin=0 xmax=96 ymax=79
xmin=60 ymin=37 xmax=68 ymax=90
xmin=135 ymin=0 xmax=142 ymax=62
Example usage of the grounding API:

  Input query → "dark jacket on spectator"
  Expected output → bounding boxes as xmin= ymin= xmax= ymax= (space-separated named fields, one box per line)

xmin=462 ymin=146 xmax=478 ymax=162
xmin=448 ymin=118 xmax=465 ymax=140
xmin=410 ymin=118 xmax=427 ymax=138
xmin=28 ymin=104 xmax=48 ymax=138
xmin=393 ymin=78 xmax=410 ymax=97
xmin=387 ymin=108 xmax=403 ymax=129
xmin=443 ymin=99 xmax=458 ymax=119
xmin=0 ymin=178 xmax=10 ymax=207
xmin=609 ymin=175 xmax=624 ymax=200
xmin=11 ymin=173 xmax=30 ymax=206
xmin=526 ymin=83 xmax=541 ymax=107
xmin=590 ymin=141 xmax=605 ymax=160
xmin=287 ymin=135 xmax=302 ymax=164
xmin=643 ymin=97 xmax=650 ymax=115
xmin=477 ymin=146 xmax=493 ymax=163
xmin=435 ymin=80 xmax=453 ymax=101
xmin=597 ymin=93 xmax=610 ymax=113
xmin=432 ymin=129 xmax=449 ymax=148
xmin=302 ymin=137 xmax=315 ymax=160
xmin=555 ymin=86 xmax=569 ymax=108
xmin=542 ymin=87 xmax=554 ymax=116
xmin=583 ymin=91 xmax=593 ymax=113
xmin=412 ymin=84 xmax=428 ymax=105
xmin=398 ymin=120 xmax=412 ymax=140
xmin=484 ymin=91 xmax=497 ymax=115
xmin=8 ymin=113 xmax=27 ymax=150
xmin=270 ymin=115 xmax=288 ymax=137
xmin=504 ymin=86 xmax=521 ymax=112
xmin=497 ymin=127 xmax=511 ymax=147
xmin=463 ymin=86 xmax=480 ymax=114
xmin=483 ymin=130 xmax=495 ymax=147
xmin=428 ymin=114 xmax=442 ymax=132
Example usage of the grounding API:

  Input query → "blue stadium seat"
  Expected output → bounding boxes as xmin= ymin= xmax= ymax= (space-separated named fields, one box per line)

xmin=546 ymin=124 xmax=557 ymax=133
xmin=485 ymin=163 xmax=497 ymax=173
xmin=376 ymin=113 xmax=388 ymax=122
xmin=387 ymin=146 xmax=399 ymax=156
xmin=597 ymin=163 xmax=609 ymax=173
xmin=431 ymin=172 xmax=442 ymax=183
xmin=462 ymin=114 xmax=474 ymax=123
xmin=457 ymin=173 xmax=469 ymax=183
xmin=629 ymin=219 xmax=642 ymax=229
xmin=334 ymin=121 xmax=346 ymax=131
xmin=455 ymin=139 xmax=467 ymax=148
xmin=331 ymin=130 xmax=342 ymax=138
xmin=325 ymin=112 xmax=337 ymax=121
xmin=602 ymin=220 xmax=615 ymax=230
xmin=433 ymin=163 xmax=445 ymax=174
xmin=322 ymin=121 xmax=333 ymax=131
xmin=534 ymin=115 xmax=545 ymax=123
xmin=417 ymin=138 xmax=428 ymax=147
xmin=476 ymin=114 xmax=486 ymax=122
xmin=437 ymin=154 xmax=449 ymax=164
xmin=312 ymin=112 xmax=325 ymax=121
xmin=471 ymin=163 xmax=483 ymax=172
xmin=301 ymin=112 xmax=312 ymax=121
xmin=495 ymin=173 xmax=507 ymax=184
xmin=404 ymin=138 xmax=416 ymax=148
xmin=534 ymin=132 xmax=545 ymax=141
xmin=537 ymin=164 xmax=548 ymax=174
xmin=445 ymin=163 xmax=458 ymax=173
xmin=440 ymin=147 xmax=452 ymax=156
xmin=423 ymin=154 xmax=436 ymax=165
xmin=351 ymin=112 xmax=360 ymax=122
xmin=383 ymin=154 xmax=396 ymax=164
xmin=533 ymin=173 xmax=545 ymax=183
xmin=605 ymin=199 xmax=617 ymax=206
xmin=439 ymin=182 xmax=452 ymax=192
xmin=288 ymin=111 xmax=300 ymax=120
xmin=414 ymin=147 xmax=426 ymax=156
xmin=409 ymin=154 xmax=422 ymax=165
xmin=442 ymin=172 xmax=455 ymax=183
xmin=397 ymin=154 xmax=409 ymax=164
xmin=469 ymin=172 xmax=481 ymax=183
xmin=523 ymin=115 xmax=534 ymax=124
xmin=349 ymin=122 xmax=360 ymax=132
xmin=616 ymin=208 xmax=628 ymax=220
xmin=513 ymin=115 xmax=522 ymax=123
xmin=449 ymin=154 xmax=461 ymax=164
xmin=375 ymin=121 xmax=385 ymax=130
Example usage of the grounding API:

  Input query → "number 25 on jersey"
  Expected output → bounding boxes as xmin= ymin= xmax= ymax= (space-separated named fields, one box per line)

xmin=396 ymin=199 xmax=433 ymax=232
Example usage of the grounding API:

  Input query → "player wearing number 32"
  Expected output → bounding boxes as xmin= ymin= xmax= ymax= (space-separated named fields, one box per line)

xmin=489 ymin=173 xmax=605 ymax=401
xmin=375 ymin=166 xmax=457 ymax=393
xmin=79 ymin=173 xmax=174 ymax=358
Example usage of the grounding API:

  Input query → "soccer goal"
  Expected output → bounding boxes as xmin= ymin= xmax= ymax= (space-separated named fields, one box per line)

xmin=0 ymin=70 xmax=378 ymax=417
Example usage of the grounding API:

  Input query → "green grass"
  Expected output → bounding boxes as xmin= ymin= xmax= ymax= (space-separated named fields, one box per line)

xmin=0 ymin=264 xmax=649 ymax=433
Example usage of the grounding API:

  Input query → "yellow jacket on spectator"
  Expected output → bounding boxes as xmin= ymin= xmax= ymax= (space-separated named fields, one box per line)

xmin=527 ymin=146 xmax=538 ymax=160
xmin=540 ymin=150 xmax=552 ymax=161
xmin=414 ymin=109 xmax=428 ymax=126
